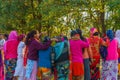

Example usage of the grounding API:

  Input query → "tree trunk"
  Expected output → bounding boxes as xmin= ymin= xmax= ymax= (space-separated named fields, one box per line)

xmin=37 ymin=0 xmax=42 ymax=32
xmin=100 ymin=0 xmax=106 ymax=34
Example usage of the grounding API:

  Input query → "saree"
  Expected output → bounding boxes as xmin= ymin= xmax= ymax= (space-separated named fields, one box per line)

xmin=37 ymin=47 xmax=54 ymax=80
xmin=88 ymin=37 xmax=102 ymax=80
xmin=5 ymin=59 xmax=17 ymax=80
xmin=54 ymin=40 xmax=72 ymax=80
xmin=37 ymin=67 xmax=54 ymax=80
xmin=0 ymin=50 xmax=4 ymax=80
xmin=102 ymin=60 xmax=118 ymax=80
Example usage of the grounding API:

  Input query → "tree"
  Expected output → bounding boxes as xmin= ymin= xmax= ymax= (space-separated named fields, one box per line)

xmin=0 ymin=0 xmax=120 ymax=36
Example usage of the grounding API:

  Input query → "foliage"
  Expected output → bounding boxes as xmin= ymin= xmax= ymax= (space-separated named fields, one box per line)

xmin=0 ymin=0 xmax=120 ymax=36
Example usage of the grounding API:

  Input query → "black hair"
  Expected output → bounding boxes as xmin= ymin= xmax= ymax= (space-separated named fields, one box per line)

xmin=76 ymin=29 xmax=86 ymax=53
xmin=43 ymin=36 xmax=50 ymax=42
xmin=63 ymin=36 xmax=68 ymax=40
xmin=70 ymin=30 xmax=78 ymax=37
xmin=25 ymin=30 xmax=37 ymax=45
xmin=93 ymin=32 xmax=99 ymax=36
xmin=76 ymin=29 xmax=86 ymax=41
xmin=4 ymin=34 xmax=8 ymax=39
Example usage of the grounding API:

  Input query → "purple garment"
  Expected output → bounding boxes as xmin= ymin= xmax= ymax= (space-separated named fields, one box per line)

xmin=102 ymin=60 xmax=118 ymax=80
xmin=28 ymin=39 xmax=51 ymax=60
xmin=0 ymin=51 xmax=2 ymax=66
xmin=118 ymin=58 xmax=120 ymax=63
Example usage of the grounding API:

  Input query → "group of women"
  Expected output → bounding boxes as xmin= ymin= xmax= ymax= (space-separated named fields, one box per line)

xmin=0 ymin=27 xmax=120 ymax=80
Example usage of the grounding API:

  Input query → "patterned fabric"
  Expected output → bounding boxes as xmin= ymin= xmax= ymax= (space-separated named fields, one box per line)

xmin=90 ymin=57 xmax=100 ymax=80
xmin=88 ymin=28 xmax=103 ymax=80
xmin=102 ymin=60 xmax=118 ymax=80
xmin=37 ymin=67 xmax=54 ymax=80
xmin=25 ymin=59 xmax=37 ymax=80
xmin=88 ymin=36 xmax=102 ymax=80
xmin=5 ymin=59 xmax=17 ymax=80
xmin=0 ymin=51 xmax=4 ymax=80
xmin=56 ymin=61 xmax=70 ymax=80
xmin=88 ymin=37 xmax=102 ymax=57
xmin=54 ymin=41 xmax=72 ymax=80
xmin=25 ymin=59 xmax=35 ymax=79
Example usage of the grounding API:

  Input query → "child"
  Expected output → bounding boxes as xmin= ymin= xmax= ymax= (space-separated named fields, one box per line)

xmin=14 ymin=34 xmax=26 ymax=80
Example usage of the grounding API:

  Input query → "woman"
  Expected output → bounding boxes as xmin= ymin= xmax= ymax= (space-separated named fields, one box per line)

xmin=14 ymin=34 xmax=26 ymax=80
xmin=54 ymin=36 xmax=71 ymax=80
xmin=25 ymin=30 xmax=51 ymax=80
xmin=115 ymin=30 xmax=120 ymax=76
xmin=37 ymin=36 xmax=54 ymax=80
xmin=102 ymin=30 xmax=118 ymax=80
xmin=76 ymin=29 xmax=92 ymax=80
xmin=88 ymin=28 xmax=106 ymax=80
xmin=4 ymin=31 xmax=19 ymax=80
xmin=70 ymin=30 xmax=89 ymax=80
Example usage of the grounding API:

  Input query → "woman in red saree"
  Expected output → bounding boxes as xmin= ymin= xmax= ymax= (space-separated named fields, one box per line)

xmin=88 ymin=28 xmax=107 ymax=80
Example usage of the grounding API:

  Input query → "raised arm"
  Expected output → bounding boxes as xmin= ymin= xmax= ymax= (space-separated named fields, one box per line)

xmin=34 ymin=40 xmax=51 ymax=50
xmin=101 ymin=38 xmax=110 ymax=47
xmin=81 ymin=39 xmax=89 ymax=48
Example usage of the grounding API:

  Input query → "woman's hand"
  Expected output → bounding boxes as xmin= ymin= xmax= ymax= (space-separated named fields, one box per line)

xmin=51 ymin=38 xmax=58 ymax=41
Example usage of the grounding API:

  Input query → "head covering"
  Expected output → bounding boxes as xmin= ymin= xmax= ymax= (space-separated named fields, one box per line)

xmin=115 ymin=30 xmax=120 ymax=48
xmin=106 ymin=30 xmax=114 ymax=41
xmin=90 ymin=27 xmax=98 ymax=37
xmin=8 ymin=31 xmax=18 ymax=40
xmin=18 ymin=34 xmax=25 ymax=41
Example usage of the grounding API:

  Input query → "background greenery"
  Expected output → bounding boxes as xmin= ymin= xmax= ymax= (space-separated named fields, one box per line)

xmin=0 ymin=0 xmax=120 ymax=36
